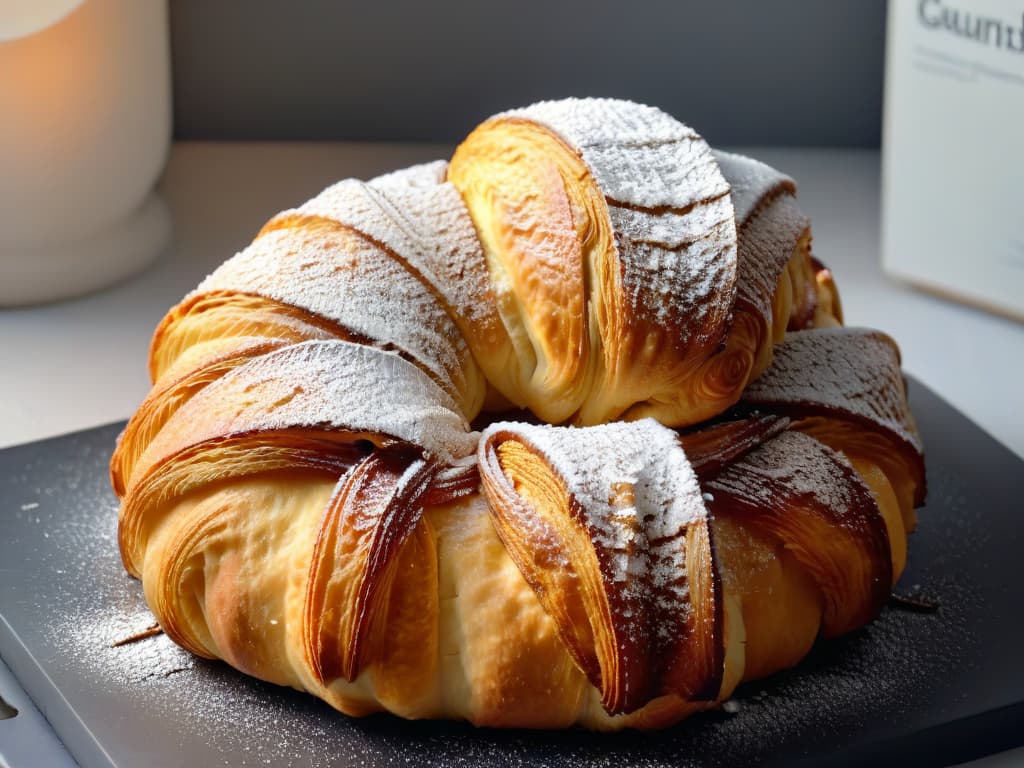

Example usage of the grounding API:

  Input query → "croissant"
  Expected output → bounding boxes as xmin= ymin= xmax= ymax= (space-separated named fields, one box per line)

xmin=111 ymin=98 xmax=925 ymax=730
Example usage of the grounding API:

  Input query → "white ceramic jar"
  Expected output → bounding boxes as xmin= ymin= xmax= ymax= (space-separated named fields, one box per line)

xmin=0 ymin=0 xmax=171 ymax=305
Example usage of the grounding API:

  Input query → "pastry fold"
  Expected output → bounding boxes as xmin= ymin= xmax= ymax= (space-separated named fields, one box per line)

xmin=479 ymin=420 xmax=723 ymax=714
xmin=302 ymin=449 xmax=437 ymax=685
xmin=449 ymin=99 xmax=739 ymax=427
xmin=705 ymin=430 xmax=892 ymax=638
xmin=743 ymin=327 xmax=926 ymax=529
xmin=118 ymin=339 xmax=476 ymax=578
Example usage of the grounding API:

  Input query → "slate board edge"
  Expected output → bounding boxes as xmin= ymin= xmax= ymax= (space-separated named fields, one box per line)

xmin=0 ymin=613 xmax=111 ymax=768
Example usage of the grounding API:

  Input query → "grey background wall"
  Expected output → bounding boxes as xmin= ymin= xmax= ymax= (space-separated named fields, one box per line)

xmin=169 ymin=0 xmax=887 ymax=147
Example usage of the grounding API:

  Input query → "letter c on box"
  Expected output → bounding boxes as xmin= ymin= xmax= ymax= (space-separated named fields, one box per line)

xmin=919 ymin=0 xmax=942 ymax=28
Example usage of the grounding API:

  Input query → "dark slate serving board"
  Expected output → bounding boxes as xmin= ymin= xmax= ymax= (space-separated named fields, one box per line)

xmin=0 ymin=378 xmax=1022 ymax=768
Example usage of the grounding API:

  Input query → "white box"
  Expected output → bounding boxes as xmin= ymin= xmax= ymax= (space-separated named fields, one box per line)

xmin=882 ymin=0 xmax=1024 ymax=321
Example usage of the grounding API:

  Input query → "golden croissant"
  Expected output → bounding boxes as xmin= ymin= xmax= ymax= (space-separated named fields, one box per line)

xmin=111 ymin=98 xmax=925 ymax=730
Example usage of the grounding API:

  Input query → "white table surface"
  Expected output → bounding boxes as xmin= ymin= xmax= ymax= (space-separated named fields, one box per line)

xmin=0 ymin=143 xmax=1022 ymax=768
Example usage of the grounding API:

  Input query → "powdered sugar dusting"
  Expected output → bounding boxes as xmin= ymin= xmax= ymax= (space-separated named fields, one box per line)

xmin=195 ymin=217 xmax=472 ymax=411
xmin=500 ymin=97 xmax=737 ymax=351
xmin=292 ymin=170 xmax=505 ymax=395
xmin=615 ymin=216 xmax=736 ymax=334
xmin=713 ymin=150 xmax=796 ymax=226
xmin=299 ymin=173 xmax=493 ymax=331
xmin=68 ymin=609 xmax=196 ymax=685
xmin=139 ymin=340 xmax=477 ymax=468
xmin=708 ymin=430 xmax=865 ymax=517
xmin=366 ymin=159 xmax=448 ymax=190
xmin=731 ymin=193 xmax=808 ymax=326
xmin=366 ymin=173 xmax=508 ymax=353
xmin=743 ymin=327 xmax=923 ymax=454
xmin=485 ymin=418 xmax=707 ymax=640
xmin=501 ymin=97 xmax=687 ymax=135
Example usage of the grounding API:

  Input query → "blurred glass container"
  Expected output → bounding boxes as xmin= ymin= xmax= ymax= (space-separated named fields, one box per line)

xmin=0 ymin=0 xmax=171 ymax=306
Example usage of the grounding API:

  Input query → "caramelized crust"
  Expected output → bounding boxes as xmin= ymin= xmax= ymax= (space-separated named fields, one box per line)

xmin=706 ymin=431 xmax=892 ymax=638
xmin=302 ymin=450 xmax=436 ymax=684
